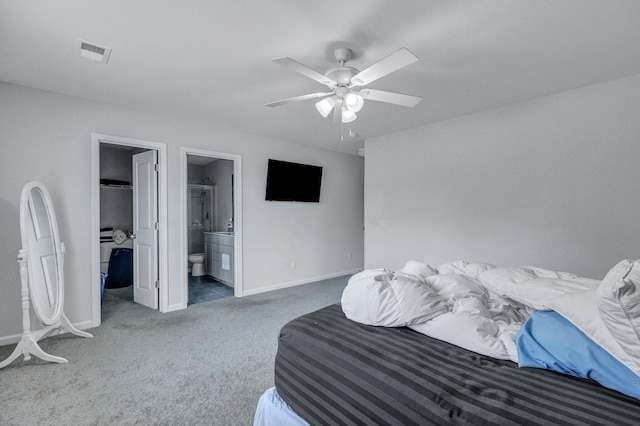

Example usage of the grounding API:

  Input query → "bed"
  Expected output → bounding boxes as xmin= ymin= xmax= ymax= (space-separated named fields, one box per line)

xmin=254 ymin=260 xmax=640 ymax=425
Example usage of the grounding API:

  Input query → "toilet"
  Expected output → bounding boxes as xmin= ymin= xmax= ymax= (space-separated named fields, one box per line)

xmin=188 ymin=253 xmax=205 ymax=277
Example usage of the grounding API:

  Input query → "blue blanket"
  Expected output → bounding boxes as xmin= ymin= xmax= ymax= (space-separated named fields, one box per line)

xmin=516 ymin=310 xmax=640 ymax=399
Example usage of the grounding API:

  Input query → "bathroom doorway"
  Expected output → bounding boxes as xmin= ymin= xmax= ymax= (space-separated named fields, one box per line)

xmin=91 ymin=133 xmax=169 ymax=327
xmin=181 ymin=147 xmax=242 ymax=305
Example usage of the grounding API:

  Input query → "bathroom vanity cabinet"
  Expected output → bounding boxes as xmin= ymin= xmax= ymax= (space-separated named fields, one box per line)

xmin=204 ymin=232 xmax=234 ymax=286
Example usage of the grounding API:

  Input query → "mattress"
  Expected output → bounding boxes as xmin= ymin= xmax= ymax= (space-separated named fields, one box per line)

xmin=274 ymin=304 xmax=640 ymax=426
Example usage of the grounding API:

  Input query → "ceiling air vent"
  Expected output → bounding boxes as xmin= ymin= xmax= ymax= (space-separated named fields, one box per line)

xmin=77 ymin=39 xmax=111 ymax=64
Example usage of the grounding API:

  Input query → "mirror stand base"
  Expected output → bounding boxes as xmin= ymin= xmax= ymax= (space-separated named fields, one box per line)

xmin=0 ymin=315 xmax=94 ymax=369
xmin=59 ymin=314 xmax=93 ymax=339
xmin=0 ymin=247 xmax=93 ymax=369
xmin=0 ymin=333 xmax=67 ymax=368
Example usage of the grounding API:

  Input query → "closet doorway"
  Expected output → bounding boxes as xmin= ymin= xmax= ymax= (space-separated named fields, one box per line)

xmin=90 ymin=133 xmax=169 ymax=327
xmin=181 ymin=147 xmax=242 ymax=305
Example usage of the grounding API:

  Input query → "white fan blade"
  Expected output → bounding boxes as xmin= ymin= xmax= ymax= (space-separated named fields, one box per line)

xmin=271 ymin=57 xmax=336 ymax=87
xmin=350 ymin=48 xmax=419 ymax=87
xmin=359 ymin=89 xmax=422 ymax=107
xmin=333 ymin=99 xmax=343 ymax=123
xmin=265 ymin=92 xmax=333 ymax=108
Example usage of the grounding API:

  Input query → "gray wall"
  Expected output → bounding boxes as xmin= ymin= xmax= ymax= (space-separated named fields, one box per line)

xmin=187 ymin=163 xmax=207 ymax=185
xmin=0 ymin=82 xmax=364 ymax=343
xmin=365 ymin=73 xmax=640 ymax=279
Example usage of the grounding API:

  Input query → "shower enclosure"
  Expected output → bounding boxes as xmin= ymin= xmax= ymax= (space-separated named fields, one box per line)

xmin=188 ymin=184 xmax=216 ymax=255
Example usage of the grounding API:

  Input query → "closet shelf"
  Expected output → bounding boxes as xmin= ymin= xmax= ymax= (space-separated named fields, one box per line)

xmin=100 ymin=184 xmax=132 ymax=189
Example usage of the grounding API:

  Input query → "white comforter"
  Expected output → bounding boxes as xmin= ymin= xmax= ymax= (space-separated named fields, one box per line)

xmin=342 ymin=260 xmax=602 ymax=363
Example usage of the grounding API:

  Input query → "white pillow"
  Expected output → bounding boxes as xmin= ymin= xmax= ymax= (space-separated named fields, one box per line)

xmin=546 ymin=289 xmax=640 ymax=376
xmin=597 ymin=260 xmax=640 ymax=365
xmin=341 ymin=270 xmax=449 ymax=327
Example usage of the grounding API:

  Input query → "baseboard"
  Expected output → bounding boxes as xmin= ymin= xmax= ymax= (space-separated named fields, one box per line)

xmin=241 ymin=268 xmax=361 ymax=297
xmin=0 ymin=320 xmax=94 ymax=347
xmin=0 ymin=331 xmax=21 ymax=347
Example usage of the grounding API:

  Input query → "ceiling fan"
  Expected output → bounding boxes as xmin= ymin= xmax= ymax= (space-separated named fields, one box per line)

xmin=265 ymin=47 xmax=422 ymax=124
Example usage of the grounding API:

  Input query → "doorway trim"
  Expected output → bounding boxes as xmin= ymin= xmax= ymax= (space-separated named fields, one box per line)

xmin=180 ymin=147 xmax=243 ymax=303
xmin=90 ymin=133 xmax=169 ymax=326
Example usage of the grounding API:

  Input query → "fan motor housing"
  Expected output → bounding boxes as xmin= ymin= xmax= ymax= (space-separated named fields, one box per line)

xmin=325 ymin=67 xmax=359 ymax=85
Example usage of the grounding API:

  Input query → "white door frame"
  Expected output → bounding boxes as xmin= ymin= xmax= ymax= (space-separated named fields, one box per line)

xmin=90 ymin=133 xmax=169 ymax=327
xmin=180 ymin=147 xmax=243 ymax=302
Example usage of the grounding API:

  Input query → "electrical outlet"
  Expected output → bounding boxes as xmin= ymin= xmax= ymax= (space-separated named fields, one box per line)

xmin=347 ymin=252 xmax=353 ymax=260
xmin=290 ymin=259 xmax=296 ymax=269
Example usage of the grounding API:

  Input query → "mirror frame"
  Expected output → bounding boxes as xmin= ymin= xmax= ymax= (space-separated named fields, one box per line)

xmin=20 ymin=181 xmax=64 ymax=326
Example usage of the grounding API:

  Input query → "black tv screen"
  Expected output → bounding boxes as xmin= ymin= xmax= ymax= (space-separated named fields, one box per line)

xmin=265 ymin=159 xmax=323 ymax=202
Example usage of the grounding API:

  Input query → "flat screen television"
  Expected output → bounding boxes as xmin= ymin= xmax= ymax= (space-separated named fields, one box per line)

xmin=265 ymin=159 xmax=323 ymax=202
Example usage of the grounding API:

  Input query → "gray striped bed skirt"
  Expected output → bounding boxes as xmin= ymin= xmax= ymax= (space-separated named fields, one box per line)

xmin=274 ymin=304 xmax=640 ymax=425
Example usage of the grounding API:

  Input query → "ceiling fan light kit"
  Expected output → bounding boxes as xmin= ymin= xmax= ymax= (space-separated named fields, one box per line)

xmin=266 ymin=47 xmax=422 ymax=129
xmin=344 ymin=92 xmax=364 ymax=113
xmin=341 ymin=107 xmax=357 ymax=123
xmin=315 ymin=96 xmax=336 ymax=117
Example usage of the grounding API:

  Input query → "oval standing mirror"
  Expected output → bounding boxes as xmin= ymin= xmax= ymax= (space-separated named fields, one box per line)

xmin=0 ymin=181 xmax=92 ymax=369
xmin=22 ymin=182 xmax=64 ymax=325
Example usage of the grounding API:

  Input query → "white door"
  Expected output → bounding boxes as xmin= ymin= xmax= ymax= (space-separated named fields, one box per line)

xmin=132 ymin=150 xmax=159 ymax=309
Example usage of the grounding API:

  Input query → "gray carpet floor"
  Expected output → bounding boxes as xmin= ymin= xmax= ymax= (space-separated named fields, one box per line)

xmin=0 ymin=276 xmax=349 ymax=425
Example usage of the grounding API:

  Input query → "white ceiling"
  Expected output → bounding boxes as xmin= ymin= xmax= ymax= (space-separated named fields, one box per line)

xmin=2 ymin=1 xmax=640 ymax=155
